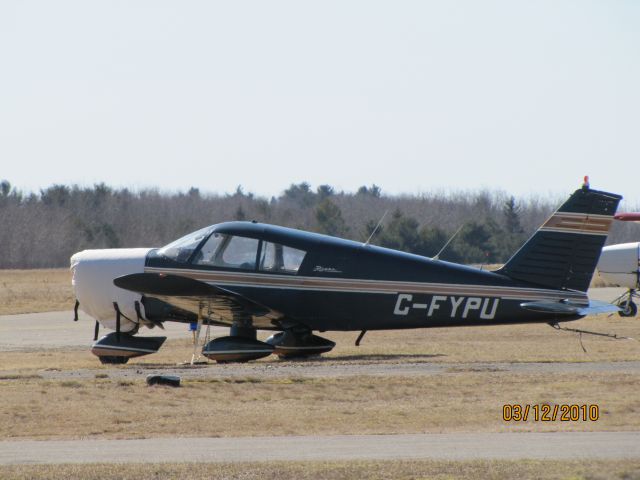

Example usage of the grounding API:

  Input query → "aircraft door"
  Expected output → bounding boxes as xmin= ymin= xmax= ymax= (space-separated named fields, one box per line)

xmin=299 ymin=248 xmax=359 ymax=329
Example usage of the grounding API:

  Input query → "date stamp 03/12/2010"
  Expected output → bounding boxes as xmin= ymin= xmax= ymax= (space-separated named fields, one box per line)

xmin=503 ymin=404 xmax=600 ymax=422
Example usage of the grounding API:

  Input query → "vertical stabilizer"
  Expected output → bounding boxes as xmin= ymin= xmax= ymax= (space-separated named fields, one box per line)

xmin=497 ymin=187 xmax=622 ymax=292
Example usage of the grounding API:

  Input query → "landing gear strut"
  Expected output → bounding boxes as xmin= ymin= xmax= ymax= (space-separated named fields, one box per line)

xmin=612 ymin=289 xmax=639 ymax=317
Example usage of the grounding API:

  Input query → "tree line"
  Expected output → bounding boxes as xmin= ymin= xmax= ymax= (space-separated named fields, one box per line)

xmin=0 ymin=180 xmax=636 ymax=269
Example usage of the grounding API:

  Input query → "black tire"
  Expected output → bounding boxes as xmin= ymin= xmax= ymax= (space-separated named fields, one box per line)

xmin=98 ymin=356 xmax=129 ymax=364
xmin=618 ymin=300 xmax=637 ymax=318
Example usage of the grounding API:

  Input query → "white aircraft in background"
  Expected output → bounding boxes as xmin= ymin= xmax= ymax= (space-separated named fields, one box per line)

xmin=597 ymin=213 xmax=640 ymax=317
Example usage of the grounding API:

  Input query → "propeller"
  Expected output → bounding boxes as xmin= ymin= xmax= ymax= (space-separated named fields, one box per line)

xmin=93 ymin=320 xmax=100 ymax=341
xmin=135 ymin=299 xmax=164 ymax=330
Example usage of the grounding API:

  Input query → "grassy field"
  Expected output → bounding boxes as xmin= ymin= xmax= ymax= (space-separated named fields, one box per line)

xmin=0 ymin=269 xmax=73 ymax=315
xmin=1 ymin=370 xmax=638 ymax=440
xmin=2 ymin=459 xmax=639 ymax=480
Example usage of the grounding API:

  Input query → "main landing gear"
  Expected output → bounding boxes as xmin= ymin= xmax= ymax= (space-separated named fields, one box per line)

xmin=612 ymin=289 xmax=639 ymax=318
xmin=202 ymin=325 xmax=335 ymax=363
xmin=203 ymin=325 xmax=274 ymax=363
xmin=266 ymin=330 xmax=335 ymax=359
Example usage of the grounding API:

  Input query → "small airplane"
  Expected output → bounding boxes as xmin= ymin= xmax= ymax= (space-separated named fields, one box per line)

xmin=71 ymin=182 xmax=622 ymax=364
xmin=596 ymin=212 xmax=640 ymax=317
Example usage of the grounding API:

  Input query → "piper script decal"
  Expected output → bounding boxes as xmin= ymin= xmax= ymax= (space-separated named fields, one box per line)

xmin=393 ymin=294 xmax=500 ymax=320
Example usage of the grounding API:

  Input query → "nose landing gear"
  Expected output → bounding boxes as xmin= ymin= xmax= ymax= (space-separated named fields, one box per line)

xmin=91 ymin=332 xmax=167 ymax=364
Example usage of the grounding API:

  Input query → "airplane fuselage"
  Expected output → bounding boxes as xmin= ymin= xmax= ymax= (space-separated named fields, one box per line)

xmin=142 ymin=221 xmax=587 ymax=331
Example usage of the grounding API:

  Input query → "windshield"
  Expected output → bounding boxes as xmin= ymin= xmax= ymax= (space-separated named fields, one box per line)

xmin=157 ymin=226 xmax=214 ymax=263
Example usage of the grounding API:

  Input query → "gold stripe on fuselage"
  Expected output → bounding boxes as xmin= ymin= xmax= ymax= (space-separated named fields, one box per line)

xmin=144 ymin=267 xmax=588 ymax=304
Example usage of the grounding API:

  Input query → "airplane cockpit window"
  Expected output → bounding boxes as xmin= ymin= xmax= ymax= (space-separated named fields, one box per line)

xmin=157 ymin=226 xmax=213 ymax=263
xmin=259 ymin=242 xmax=306 ymax=274
xmin=193 ymin=234 xmax=259 ymax=270
xmin=192 ymin=232 xmax=225 ymax=266
xmin=218 ymin=236 xmax=259 ymax=269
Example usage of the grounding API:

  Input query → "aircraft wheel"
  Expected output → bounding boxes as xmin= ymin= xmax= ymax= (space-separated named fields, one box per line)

xmin=98 ymin=356 xmax=130 ymax=365
xmin=618 ymin=300 xmax=637 ymax=317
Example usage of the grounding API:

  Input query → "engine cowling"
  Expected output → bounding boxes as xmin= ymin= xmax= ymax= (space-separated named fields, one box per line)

xmin=597 ymin=242 xmax=640 ymax=289
xmin=70 ymin=248 xmax=153 ymax=332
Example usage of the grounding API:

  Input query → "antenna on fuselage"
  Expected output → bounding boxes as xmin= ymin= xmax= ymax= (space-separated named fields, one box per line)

xmin=433 ymin=224 xmax=465 ymax=261
xmin=364 ymin=210 xmax=389 ymax=246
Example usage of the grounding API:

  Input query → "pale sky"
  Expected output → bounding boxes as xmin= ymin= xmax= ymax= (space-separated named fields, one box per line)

xmin=1 ymin=1 xmax=638 ymax=204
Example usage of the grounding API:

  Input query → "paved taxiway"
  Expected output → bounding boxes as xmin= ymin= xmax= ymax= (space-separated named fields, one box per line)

xmin=1 ymin=432 xmax=639 ymax=464
xmin=0 ymin=310 xmax=213 ymax=351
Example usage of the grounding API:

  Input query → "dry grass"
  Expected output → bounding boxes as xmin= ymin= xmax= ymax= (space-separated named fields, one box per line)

xmin=0 ymin=269 xmax=73 ymax=315
xmin=0 ymin=370 xmax=638 ymax=440
xmin=1 ymin=459 xmax=640 ymax=480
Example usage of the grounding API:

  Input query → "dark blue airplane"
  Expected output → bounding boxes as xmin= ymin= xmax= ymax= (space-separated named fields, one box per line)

xmin=71 ymin=184 xmax=621 ymax=364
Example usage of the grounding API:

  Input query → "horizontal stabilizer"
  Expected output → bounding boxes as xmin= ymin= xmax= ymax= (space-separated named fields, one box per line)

xmin=575 ymin=299 xmax=621 ymax=316
xmin=520 ymin=301 xmax=582 ymax=315
xmin=520 ymin=299 xmax=620 ymax=316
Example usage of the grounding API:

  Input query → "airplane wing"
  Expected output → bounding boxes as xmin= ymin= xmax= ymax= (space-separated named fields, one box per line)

xmin=114 ymin=273 xmax=283 ymax=328
xmin=520 ymin=299 xmax=620 ymax=316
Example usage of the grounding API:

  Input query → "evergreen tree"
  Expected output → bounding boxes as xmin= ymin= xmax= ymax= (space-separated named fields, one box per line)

xmin=378 ymin=209 xmax=421 ymax=252
xmin=317 ymin=184 xmax=335 ymax=200
xmin=315 ymin=199 xmax=348 ymax=236
xmin=452 ymin=221 xmax=501 ymax=264
xmin=283 ymin=182 xmax=316 ymax=207
xmin=417 ymin=226 xmax=451 ymax=259
xmin=234 ymin=205 xmax=246 ymax=221
xmin=499 ymin=196 xmax=526 ymax=259
xmin=357 ymin=184 xmax=382 ymax=198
